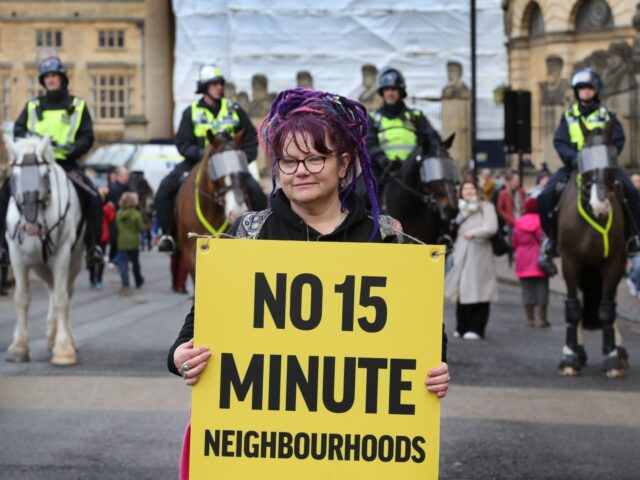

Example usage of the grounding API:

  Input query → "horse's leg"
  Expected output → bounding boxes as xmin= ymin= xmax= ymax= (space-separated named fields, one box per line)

xmin=7 ymin=258 xmax=31 ymax=362
xmin=50 ymin=248 xmax=76 ymax=366
xmin=559 ymin=258 xmax=583 ymax=376
xmin=600 ymin=262 xmax=626 ymax=378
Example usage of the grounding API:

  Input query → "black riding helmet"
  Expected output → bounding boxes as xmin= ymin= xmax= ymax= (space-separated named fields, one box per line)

xmin=38 ymin=56 xmax=68 ymax=89
xmin=378 ymin=68 xmax=407 ymax=99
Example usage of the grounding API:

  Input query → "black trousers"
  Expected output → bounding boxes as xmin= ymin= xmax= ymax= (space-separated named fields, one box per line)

xmin=154 ymin=163 xmax=267 ymax=234
xmin=456 ymin=302 xmax=490 ymax=338
xmin=0 ymin=178 xmax=9 ymax=248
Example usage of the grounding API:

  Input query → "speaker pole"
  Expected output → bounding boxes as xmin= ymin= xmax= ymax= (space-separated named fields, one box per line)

xmin=470 ymin=0 xmax=478 ymax=180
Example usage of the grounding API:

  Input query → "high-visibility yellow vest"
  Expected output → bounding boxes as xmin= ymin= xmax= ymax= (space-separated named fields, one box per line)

xmin=565 ymin=101 xmax=611 ymax=151
xmin=191 ymin=98 xmax=240 ymax=146
xmin=26 ymin=96 xmax=85 ymax=160
xmin=372 ymin=109 xmax=421 ymax=161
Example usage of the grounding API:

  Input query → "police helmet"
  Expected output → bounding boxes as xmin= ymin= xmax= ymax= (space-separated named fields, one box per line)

xmin=571 ymin=69 xmax=602 ymax=98
xmin=378 ymin=68 xmax=407 ymax=98
xmin=196 ymin=64 xmax=225 ymax=94
xmin=38 ymin=56 xmax=68 ymax=89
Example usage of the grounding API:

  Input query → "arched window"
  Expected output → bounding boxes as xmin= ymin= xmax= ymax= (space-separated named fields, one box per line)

xmin=575 ymin=0 xmax=613 ymax=31
xmin=522 ymin=2 xmax=545 ymax=37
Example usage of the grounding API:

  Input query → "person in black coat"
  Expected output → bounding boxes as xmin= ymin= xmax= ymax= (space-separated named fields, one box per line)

xmin=167 ymin=88 xmax=450 ymax=400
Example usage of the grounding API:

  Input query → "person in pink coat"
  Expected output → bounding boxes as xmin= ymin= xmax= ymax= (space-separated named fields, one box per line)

xmin=511 ymin=196 xmax=550 ymax=327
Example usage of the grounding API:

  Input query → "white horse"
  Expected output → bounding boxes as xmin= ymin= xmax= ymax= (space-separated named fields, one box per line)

xmin=5 ymin=135 xmax=84 ymax=365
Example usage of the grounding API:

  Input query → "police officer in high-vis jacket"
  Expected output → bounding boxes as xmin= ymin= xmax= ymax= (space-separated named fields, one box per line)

xmin=155 ymin=64 xmax=265 ymax=253
xmin=538 ymin=68 xmax=640 ymax=258
xmin=365 ymin=67 xmax=441 ymax=188
xmin=0 ymin=54 xmax=103 ymax=266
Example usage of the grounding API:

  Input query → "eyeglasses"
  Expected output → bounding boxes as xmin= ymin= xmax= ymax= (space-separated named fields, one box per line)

xmin=276 ymin=154 xmax=332 ymax=175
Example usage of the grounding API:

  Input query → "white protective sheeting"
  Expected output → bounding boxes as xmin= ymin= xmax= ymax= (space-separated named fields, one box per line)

xmin=172 ymin=0 xmax=506 ymax=139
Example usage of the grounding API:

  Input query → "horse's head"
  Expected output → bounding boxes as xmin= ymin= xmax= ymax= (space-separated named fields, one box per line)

xmin=204 ymin=129 xmax=250 ymax=223
xmin=7 ymin=135 xmax=54 ymax=231
xmin=577 ymin=119 xmax=619 ymax=218
xmin=417 ymin=133 xmax=460 ymax=224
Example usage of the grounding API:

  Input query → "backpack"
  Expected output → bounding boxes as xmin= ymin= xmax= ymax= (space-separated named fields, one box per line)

xmin=234 ymin=209 xmax=405 ymax=242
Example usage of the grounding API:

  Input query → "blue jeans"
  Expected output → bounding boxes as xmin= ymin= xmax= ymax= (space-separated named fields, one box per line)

xmin=116 ymin=250 xmax=143 ymax=288
xmin=630 ymin=256 xmax=640 ymax=291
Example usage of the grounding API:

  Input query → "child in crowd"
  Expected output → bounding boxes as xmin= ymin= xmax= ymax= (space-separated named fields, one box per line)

xmin=511 ymin=196 xmax=550 ymax=327
xmin=89 ymin=187 xmax=116 ymax=289
xmin=116 ymin=192 xmax=145 ymax=296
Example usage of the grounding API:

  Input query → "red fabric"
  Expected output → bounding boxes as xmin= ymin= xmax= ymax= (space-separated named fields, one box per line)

xmin=497 ymin=187 xmax=526 ymax=226
xmin=179 ymin=419 xmax=191 ymax=480
xmin=100 ymin=202 xmax=116 ymax=243
xmin=512 ymin=213 xmax=545 ymax=278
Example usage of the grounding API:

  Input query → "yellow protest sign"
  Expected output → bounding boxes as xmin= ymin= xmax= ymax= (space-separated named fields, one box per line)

xmin=191 ymin=239 xmax=444 ymax=479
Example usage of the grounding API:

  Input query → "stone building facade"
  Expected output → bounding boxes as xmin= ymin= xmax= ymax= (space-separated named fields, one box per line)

xmin=0 ymin=0 xmax=174 ymax=143
xmin=503 ymin=0 xmax=640 ymax=169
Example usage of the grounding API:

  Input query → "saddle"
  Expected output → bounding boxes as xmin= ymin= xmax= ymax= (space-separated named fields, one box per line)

xmin=66 ymin=170 xmax=99 ymax=197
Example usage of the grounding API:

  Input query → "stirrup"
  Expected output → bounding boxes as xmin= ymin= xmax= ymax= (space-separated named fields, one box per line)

xmin=541 ymin=237 xmax=559 ymax=258
xmin=626 ymin=235 xmax=640 ymax=255
xmin=86 ymin=246 xmax=104 ymax=266
xmin=158 ymin=235 xmax=176 ymax=253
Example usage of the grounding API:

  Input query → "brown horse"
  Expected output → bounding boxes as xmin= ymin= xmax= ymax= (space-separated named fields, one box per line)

xmin=176 ymin=130 xmax=253 ymax=279
xmin=381 ymin=134 xmax=459 ymax=246
xmin=557 ymin=120 xmax=628 ymax=377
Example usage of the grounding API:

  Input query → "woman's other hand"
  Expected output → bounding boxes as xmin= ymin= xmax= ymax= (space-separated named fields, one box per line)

xmin=173 ymin=338 xmax=211 ymax=386
xmin=425 ymin=362 xmax=450 ymax=398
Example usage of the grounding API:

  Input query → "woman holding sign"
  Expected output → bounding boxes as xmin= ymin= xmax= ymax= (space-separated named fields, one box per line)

xmin=168 ymin=90 xmax=450 ymax=477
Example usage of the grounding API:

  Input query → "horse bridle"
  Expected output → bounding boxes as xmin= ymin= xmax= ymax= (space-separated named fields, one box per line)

xmin=198 ymin=149 xmax=250 ymax=207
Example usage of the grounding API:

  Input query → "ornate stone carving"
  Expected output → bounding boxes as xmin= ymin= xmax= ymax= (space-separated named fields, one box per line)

xmin=576 ymin=0 xmax=613 ymax=32
xmin=602 ymin=42 xmax=636 ymax=98
xmin=441 ymin=61 xmax=470 ymax=100
xmin=539 ymin=55 xmax=572 ymax=106
xmin=249 ymin=74 xmax=277 ymax=118
xmin=353 ymin=64 xmax=382 ymax=112
xmin=296 ymin=71 xmax=313 ymax=89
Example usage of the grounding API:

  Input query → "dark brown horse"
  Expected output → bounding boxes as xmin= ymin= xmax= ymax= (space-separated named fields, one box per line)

xmin=557 ymin=120 xmax=628 ymax=377
xmin=381 ymin=134 xmax=459 ymax=246
xmin=176 ymin=130 xmax=253 ymax=279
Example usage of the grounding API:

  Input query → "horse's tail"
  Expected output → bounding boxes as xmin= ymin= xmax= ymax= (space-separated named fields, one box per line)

xmin=580 ymin=266 xmax=602 ymax=330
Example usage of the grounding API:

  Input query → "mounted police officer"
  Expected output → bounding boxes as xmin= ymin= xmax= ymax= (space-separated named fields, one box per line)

xmin=538 ymin=68 xmax=640 ymax=258
xmin=365 ymin=67 xmax=441 ymax=190
xmin=155 ymin=64 xmax=265 ymax=253
xmin=0 ymin=53 xmax=103 ymax=266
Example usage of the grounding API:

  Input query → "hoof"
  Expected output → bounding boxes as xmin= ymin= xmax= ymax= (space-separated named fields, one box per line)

xmin=559 ymin=366 xmax=579 ymax=376
xmin=604 ymin=369 xmax=624 ymax=379
xmin=51 ymin=350 xmax=76 ymax=366
xmin=6 ymin=344 xmax=30 ymax=363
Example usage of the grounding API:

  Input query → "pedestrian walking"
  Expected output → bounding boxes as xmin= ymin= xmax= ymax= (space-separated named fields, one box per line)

xmin=445 ymin=179 xmax=499 ymax=340
xmin=511 ymin=196 xmax=550 ymax=327
xmin=115 ymin=192 xmax=145 ymax=296
xmin=106 ymin=166 xmax=131 ymax=264
xmin=88 ymin=187 xmax=116 ymax=289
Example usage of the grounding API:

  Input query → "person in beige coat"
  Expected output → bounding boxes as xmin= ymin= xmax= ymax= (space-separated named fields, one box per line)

xmin=445 ymin=180 xmax=498 ymax=340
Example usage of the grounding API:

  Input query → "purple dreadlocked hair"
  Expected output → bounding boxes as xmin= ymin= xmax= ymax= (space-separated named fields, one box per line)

xmin=258 ymin=88 xmax=380 ymax=241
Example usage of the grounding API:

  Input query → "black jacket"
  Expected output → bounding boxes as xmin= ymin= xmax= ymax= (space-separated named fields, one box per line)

xmin=175 ymin=98 xmax=258 ymax=165
xmin=553 ymin=101 xmax=625 ymax=167
xmin=366 ymin=100 xmax=441 ymax=172
xmin=14 ymin=91 xmax=94 ymax=169
xmin=167 ymin=190 xmax=447 ymax=375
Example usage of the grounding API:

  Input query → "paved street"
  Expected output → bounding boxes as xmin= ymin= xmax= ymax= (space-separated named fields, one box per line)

xmin=1 ymin=251 xmax=639 ymax=479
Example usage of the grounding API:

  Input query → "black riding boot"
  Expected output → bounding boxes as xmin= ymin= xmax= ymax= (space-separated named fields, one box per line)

xmin=0 ymin=177 xmax=10 ymax=267
xmin=155 ymin=166 xmax=190 ymax=254
xmin=68 ymin=168 xmax=104 ymax=266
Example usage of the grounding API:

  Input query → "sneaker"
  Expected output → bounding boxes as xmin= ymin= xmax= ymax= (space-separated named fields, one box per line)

xmin=626 ymin=278 xmax=639 ymax=298
xmin=158 ymin=235 xmax=176 ymax=253
xmin=95 ymin=281 xmax=103 ymax=290
xmin=119 ymin=288 xmax=135 ymax=297
xmin=462 ymin=331 xmax=483 ymax=341
xmin=136 ymin=277 xmax=145 ymax=289
xmin=452 ymin=331 xmax=461 ymax=338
